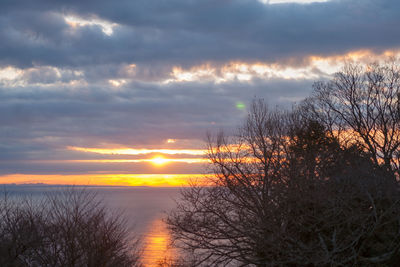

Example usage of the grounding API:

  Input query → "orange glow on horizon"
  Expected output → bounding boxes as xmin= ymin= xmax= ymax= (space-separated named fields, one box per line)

xmin=0 ymin=174 xmax=209 ymax=187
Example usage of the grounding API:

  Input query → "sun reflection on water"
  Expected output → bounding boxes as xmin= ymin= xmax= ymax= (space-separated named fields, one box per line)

xmin=142 ymin=218 xmax=176 ymax=266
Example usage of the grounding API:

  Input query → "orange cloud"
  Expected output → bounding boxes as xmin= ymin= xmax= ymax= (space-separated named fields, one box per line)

xmin=68 ymin=146 xmax=206 ymax=156
xmin=163 ymin=49 xmax=400 ymax=83
xmin=64 ymin=158 xmax=208 ymax=164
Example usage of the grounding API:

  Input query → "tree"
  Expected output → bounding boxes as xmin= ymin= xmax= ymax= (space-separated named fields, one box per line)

xmin=167 ymin=99 xmax=400 ymax=266
xmin=304 ymin=60 xmax=400 ymax=176
xmin=0 ymin=188 xmax=141 ymax=267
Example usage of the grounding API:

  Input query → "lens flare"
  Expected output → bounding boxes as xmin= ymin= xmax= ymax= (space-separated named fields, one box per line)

xmin=236 ymin=101 xmax=246 ymax=110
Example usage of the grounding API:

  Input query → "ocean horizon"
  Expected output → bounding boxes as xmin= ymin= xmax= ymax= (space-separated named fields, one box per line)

xmin=0 ymin=184 xmax=183 ymax=266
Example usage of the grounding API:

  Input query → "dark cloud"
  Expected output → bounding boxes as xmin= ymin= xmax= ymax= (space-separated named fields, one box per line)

xmin=1 ymin=0 xmax=399 ymax=177
xmin=0 ymin=160 xmax=204 ymax=175
xmin=0 ymin=77 xmax=313 ymax=165
xmin=0 ymin=0 xmax=399 ymax=68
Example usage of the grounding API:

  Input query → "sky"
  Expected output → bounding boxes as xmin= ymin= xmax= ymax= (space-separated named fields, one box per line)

xmin=1 ymin=0 xmax=400 ymax=186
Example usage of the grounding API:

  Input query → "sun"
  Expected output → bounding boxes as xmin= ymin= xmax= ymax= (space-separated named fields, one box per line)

xmin=150 ymin=156 xmax=169 ymax=166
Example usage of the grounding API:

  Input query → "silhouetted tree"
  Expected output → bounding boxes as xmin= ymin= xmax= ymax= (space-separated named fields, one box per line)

xmin=304 ymin=60 xmax=400 ymax=176
xmin=0 ymin=188 xmax=141 ymax=267
xmin=167 ymin=99 xmax=400 ymax=266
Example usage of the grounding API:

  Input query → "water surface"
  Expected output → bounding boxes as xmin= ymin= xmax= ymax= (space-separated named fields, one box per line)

xmin=1 ymin=185 xmax=183 ymax=266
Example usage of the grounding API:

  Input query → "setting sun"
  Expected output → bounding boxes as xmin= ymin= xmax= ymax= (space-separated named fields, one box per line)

xmin=151 ymin=156 xmax=169 ymax=166
xmin=2 ymin=0 xmax=400 ymax=265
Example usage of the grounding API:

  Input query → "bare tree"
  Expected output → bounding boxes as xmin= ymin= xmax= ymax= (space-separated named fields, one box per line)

xmin=0 ymin=188 xmax=141 ymax=267
xmin=0 ymin=193 xmax=47 ymax=267
xmin=304 ymin=60 xmax=400 ymax=176
xmin=167 ymin=99 xmax=400 ymax=266
xmin=168 ymin=101 xmax=291 ymax=266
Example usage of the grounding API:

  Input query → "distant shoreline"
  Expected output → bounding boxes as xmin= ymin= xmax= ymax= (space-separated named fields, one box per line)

xmin=0 ymin=183 xmax=190 ymax=189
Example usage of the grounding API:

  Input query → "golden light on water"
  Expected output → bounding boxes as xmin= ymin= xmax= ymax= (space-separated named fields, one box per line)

xmin=142 ymin=219 xmax=177 ymax=266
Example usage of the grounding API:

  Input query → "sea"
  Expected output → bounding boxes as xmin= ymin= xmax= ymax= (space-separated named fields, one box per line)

xmin=0 ymin=185 xmax=183 ymax=267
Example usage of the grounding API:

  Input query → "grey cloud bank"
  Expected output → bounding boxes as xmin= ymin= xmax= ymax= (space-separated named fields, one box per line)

xmin=0 ymin=0 xmax=399 ymax=68
xmin=1 ymin=0 xmax=400 ymax=176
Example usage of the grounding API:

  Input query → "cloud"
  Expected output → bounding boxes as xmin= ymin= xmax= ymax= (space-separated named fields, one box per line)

xmin=1 ymin=0 xmax=400 ymax=178
xmin=0 ymin=0 xmax=399 ymax=69
xmin=0 ymin=72 xmax=314 ymax=164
